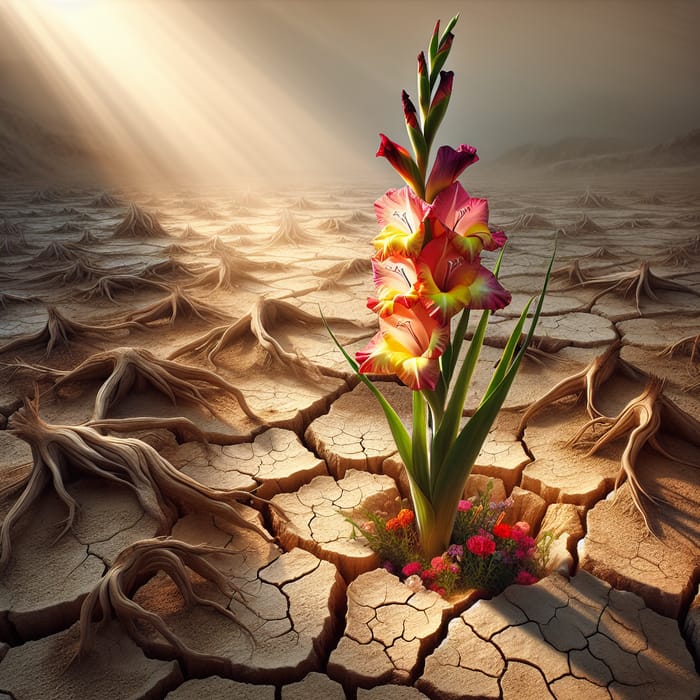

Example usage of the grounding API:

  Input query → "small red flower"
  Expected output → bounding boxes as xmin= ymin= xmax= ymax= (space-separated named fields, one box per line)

xmin=466 ymin=534 xmax=496 ymax=558
xmin=515 ymin=570 xmax=538 ymax=585
xmin=397 ymin=508 xmax=415 ymax=527
xmin=420 ymin=568 xmax=437 ymax=582
xmin=402 ymin=561 xmax=422 ymax=577
xmin=430 ymin=556 xmax=446 ymax=572
xmin=429 ymin=583 xmax=446 ymax=597
xmin=385 ymin=517 xmax=401 ymax=531
xmin=492 ymin=523 xmax=512 ymax=539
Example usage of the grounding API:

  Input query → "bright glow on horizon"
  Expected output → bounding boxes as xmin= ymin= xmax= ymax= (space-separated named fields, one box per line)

xmin=3 ymin=0 xmax=369 ymax=187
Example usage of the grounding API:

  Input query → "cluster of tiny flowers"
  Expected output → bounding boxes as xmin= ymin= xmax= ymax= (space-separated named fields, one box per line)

xmin=354 ymin=483 xmax=550 ymax=598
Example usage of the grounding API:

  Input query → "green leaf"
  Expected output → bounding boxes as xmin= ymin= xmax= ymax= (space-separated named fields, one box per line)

xmin=441 ymin=308 xmax=470 ymax=388
xmin=432 ymin=246 xmax=556 ymax=505
xmin=430 ymin=307 xmax=490 ymax=487
xmin=411 ymin=391 xmax=430 ymax=496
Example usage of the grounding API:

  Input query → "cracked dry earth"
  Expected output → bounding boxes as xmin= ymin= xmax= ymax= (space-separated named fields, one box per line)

xmin=0 ymin=173 xmax=698 ymax=699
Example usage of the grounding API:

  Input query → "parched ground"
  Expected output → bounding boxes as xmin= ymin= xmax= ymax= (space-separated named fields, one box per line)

xmin=0 ymin=172 xmax=698 ymax=699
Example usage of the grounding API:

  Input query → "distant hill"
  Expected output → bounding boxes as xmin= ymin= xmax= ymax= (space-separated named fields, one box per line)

xmin=0 ymin=100 xmax=101 ymax=182
xmin=495 ymin=129 xmax=700 ymax=174
xmin=496 ymin=137 xmax=633 ymax=168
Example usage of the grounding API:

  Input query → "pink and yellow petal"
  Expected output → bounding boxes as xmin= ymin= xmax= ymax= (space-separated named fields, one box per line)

xmin=464 ymin=266 xmax=512 ymax=310
xmin=374 ymin=187 xmax=430 ymax=230
xmin=370 ymin=256 xmax=419 ymax=315
xmin=355 ymin=305 xmax=450 ymax=390
xmin=372 ymin=224 xmax=424 ymax=260
xmin=396 ymin=356 xmax=441 ymax=391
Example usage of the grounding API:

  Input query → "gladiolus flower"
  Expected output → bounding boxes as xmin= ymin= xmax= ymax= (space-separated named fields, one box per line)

xmin=431 ymin=182 xmax=507 ymax=260
xmin=373 ymin=186 xmax=431 ymax=260
xmin=402 ymin=561 xmax=422 ymax=577
xmin=425 ymin=144 xmax=479 ymax=202
xmin=415 ymin=236 xmax=511 ymax=322
xmin=466 ymin=534 xmax=496 ymax=558
xmin=376 ymin=134 xmax=424 ymax=197
xmin=457 ymin=499 xmax=472 ymax=512
xmin=367 ymin=255 xmax=419 ymax=317
xmin=356 ymin=302 xmax=450 ymax=390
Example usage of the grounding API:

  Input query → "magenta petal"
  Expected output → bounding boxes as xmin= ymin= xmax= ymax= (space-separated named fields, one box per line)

xmin=425 ymin=144 xmax=479 ymax=202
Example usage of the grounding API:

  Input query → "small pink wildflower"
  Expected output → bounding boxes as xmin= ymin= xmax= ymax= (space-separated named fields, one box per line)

xmin=466 ymin=534 xmax=496 ymax=558
xmin=360 ymin=521 xmax=376 ymax=534
xmin=420 ymin=568 xmax=437 ymax=582
xmin=512 ymin=521 xmax=530 ymax=537
xmin=428 ymin=583 xmax=446 ymax=597
xmin=515 ymin=570 xmax=538 ymax=585
xmin=457 ymin=499 xmax=472 ymax=511
xmin=402 ymin=561 xmax=422 ymax=577
xmin=431 ymin=556 xmax=446 ymax=572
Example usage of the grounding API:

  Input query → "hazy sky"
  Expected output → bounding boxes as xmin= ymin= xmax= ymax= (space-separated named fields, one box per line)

xmin=1 ymin=0 xmax=698 ymax=184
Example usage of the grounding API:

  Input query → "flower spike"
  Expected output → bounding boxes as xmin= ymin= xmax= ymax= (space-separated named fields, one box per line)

xmin=402 ymin=91 xmax=428 ymax=176
xmin=424 ymin=70 xmax=454 ymax=149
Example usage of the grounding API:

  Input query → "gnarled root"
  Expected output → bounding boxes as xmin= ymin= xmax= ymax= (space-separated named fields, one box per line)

xmin=658 ymin=333 xmax=700 ymax=365
xmin=1 ymin=394 xmax=270 ymax=568
xmin=580 ymin=261 xmax=700 ymax=315
xmin=0 ymin=306 xmax=136 ymax=357
xmin=517 ymin=341 xmax=636 ymax=436
xmin=52 ymin=346 xmax=259 ymax=421
xmin=86 ymin=416 xmax=209 ymax=444
xmin=124 ymin=286 xmax=231 ymax=326
xmin=565 ymin=376 xmax=700 ymax=535
xmin=77 ymin=275 xmax=170 ymax=303
xmin=169 ymin=297 xmax=371 ymax=379
xmin=76 ymin=538 xmax=253 ymax=665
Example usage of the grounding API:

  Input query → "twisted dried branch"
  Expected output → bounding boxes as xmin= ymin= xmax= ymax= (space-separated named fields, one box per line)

xmin=124 ymin=286 xmax=231 ymax=326
xmin=52 ymin=346 xmax=259 ymax=421
xmin=169 ymin=297 xmax=371 ymax=379
xmin=76 ymin=538 xmax=254 ymax=663
xmin=580 ymin=261 xmax=700 ymax=315
xmin=565 ymin=377 xmax=700 ymax=534
xmin=0 ymin=306 xmax=136 ymax=357
xmin=1 ymin=394 xmax=270 ymax=568
xmin=517 ymin=341 xmax=642 ymax=436
xmin=77 ymin=275 xmax=170 ymax=303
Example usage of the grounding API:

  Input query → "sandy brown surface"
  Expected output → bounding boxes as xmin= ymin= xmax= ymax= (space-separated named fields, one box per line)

xmin=0 ymin=170 xmax=698 ymax=698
